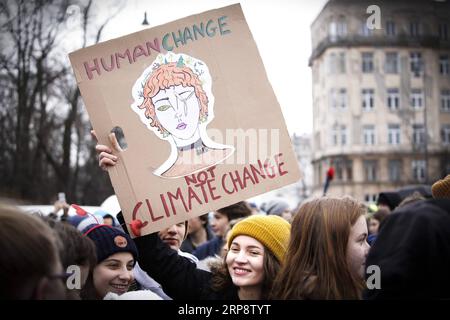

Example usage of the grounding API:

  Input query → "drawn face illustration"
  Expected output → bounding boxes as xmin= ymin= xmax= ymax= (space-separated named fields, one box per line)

xmin=153 ymin=85 xmax=200 ymax=140
xmin=131 ymin=52 xmax=234 ymax=178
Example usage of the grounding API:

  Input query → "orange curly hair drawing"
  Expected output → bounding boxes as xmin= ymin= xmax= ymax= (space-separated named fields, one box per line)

xmin=138 ymin=63 xmax=209 ymax=133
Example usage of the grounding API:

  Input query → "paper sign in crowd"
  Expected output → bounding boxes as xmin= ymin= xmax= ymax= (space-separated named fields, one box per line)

xmin=69 ymin=4 xmax=301 ymax=236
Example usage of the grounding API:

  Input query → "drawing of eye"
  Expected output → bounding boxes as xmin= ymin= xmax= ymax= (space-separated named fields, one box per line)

xmin=179 ymin=91 xmax=194 ymax=100
xmin=157 ymin=105 xmax=171 ymax=111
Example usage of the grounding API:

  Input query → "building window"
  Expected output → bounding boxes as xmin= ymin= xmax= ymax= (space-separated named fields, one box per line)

xmin=362 ymin=52 xmax=374 ymax=73
xmin=412 ymin=124 xmax=426 ymax=146
xmin=364 ymin=160 xmax=378 ymax=182
xmin=338 ymin=52 xmax=346 ymax=73
xmin=335 ymin=160 xmax=343 ymax=181
xmin=441 ymin=89 xmax=450 ymax=111
xmin=331 ymin=125 xmax=347 ymax=146
xmin=362 ymin=89 xmax=374 ymax=111
xmin=440 ymin=55 xmax=449 ymax=75
xmin=346 ymin=161 xmax=353 ymax=181
xmin=328 ymin=53 xmax=337 ymax=74
xmin=385 ymin=52 xmax=399 ymax=74
xmin=337 ymin=18 xmax=347 ymax=37
xmin=338 ymin=88 xmax=347 ymax=109
xmin=410 ymin=21 xmax=420 ymax=37
xmin=439 ymin=23 xmax=448 ymax=40
xmin=410 ymin=52 xmax=423 ymax=77
xmin=331 ymin=126 xmax=338 ymax=146
xmin=411 ymin=89 xmax=424 ymax=109
xmin=329 ymin=89 xmax=346 ymax=110
xmin=387 ymin=88 xmax=400 ymax=110
xmin=388 ymin=124 xmax=401 ymax=145
xmin=361 ymin=22 xmax=373 ymax=36
xmin=442 ymin=125 xmax=450 ymax=145
xmin=388 ymin=159 xmax=402 ymax=182
xmin=363 ymin=125 xmax=376 ymax=145
xmin=329 ymin=21 xmax=337 ymax=42
xmin=340 ymin=125 xmax=347 ymax=145
xmin=412 ymin=160 xmax=426 ymax=182
xmin=386 ymin=21 xmax=396 ymax=36
xmin=329 ymin=89 xmax=337 ymax=109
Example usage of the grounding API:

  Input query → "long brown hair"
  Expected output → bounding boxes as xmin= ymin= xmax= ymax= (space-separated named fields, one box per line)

xmin=270 ymin=197 xmax=366 ymax=300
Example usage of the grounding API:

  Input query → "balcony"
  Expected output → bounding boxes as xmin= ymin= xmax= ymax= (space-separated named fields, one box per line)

xmin=312 ymin=143 xmax=436 ymax=160
xmin=309 ymin=34 xmax=448 ymax=65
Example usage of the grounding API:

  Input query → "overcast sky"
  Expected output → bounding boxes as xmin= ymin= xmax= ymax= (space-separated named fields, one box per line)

xmin=101 ymin=0 xmax=329 ymax=136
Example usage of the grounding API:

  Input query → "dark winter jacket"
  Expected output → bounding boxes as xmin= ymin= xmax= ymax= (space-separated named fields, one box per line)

xmin=192 ymin=236 xmax=223 ymax=260
xmin=134 ymin=233 xmax=239 ymax=300
xmin=364 ymin=199 xmax=450 ymax=299
xmin=180 ymin=227 xmax=214 ymax=254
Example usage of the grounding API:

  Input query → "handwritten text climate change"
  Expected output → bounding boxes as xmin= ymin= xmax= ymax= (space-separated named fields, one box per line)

xmin=133 ymin=153 xmax=288 ymax=224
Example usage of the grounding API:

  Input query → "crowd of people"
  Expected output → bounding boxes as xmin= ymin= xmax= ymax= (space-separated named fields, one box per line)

xmin=1 ymin=139 xmax=450 ymax=300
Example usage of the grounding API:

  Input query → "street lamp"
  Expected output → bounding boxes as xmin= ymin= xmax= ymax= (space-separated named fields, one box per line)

xmin=142 ymin=11 xmax=149 ymax=26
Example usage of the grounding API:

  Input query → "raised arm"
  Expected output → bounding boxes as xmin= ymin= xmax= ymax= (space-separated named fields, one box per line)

xmin=134 ymin=232 xmax=214 ymax=300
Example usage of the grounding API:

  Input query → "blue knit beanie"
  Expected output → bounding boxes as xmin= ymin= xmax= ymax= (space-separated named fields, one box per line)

xmin=83 ymin=224 xmax=138 ymax=264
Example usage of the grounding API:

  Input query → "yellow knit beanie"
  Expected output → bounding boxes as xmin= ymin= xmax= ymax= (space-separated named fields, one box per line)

xmin=227 ymin=215 xmax=291 ymax=263
xmin=432 ymin=174 xmax=450 ymax=199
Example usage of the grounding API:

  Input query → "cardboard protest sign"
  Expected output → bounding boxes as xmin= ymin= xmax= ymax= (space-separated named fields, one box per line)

xmin=69 ymin=4 xmax=301 ymax=236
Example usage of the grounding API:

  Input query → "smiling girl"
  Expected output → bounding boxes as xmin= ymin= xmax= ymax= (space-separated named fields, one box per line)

xmin=80 ymin=224 xmax=139 ymax=299
xmin=134 ymin=214 xmax=290 ymax=300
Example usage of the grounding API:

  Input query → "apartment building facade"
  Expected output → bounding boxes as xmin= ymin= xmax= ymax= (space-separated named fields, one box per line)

xmin=310 ymin=0 xmax=450 ymax=202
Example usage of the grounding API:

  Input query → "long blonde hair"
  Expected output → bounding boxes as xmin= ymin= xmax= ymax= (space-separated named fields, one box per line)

xmin=270 ymin=196 xmax=366 ymax=300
